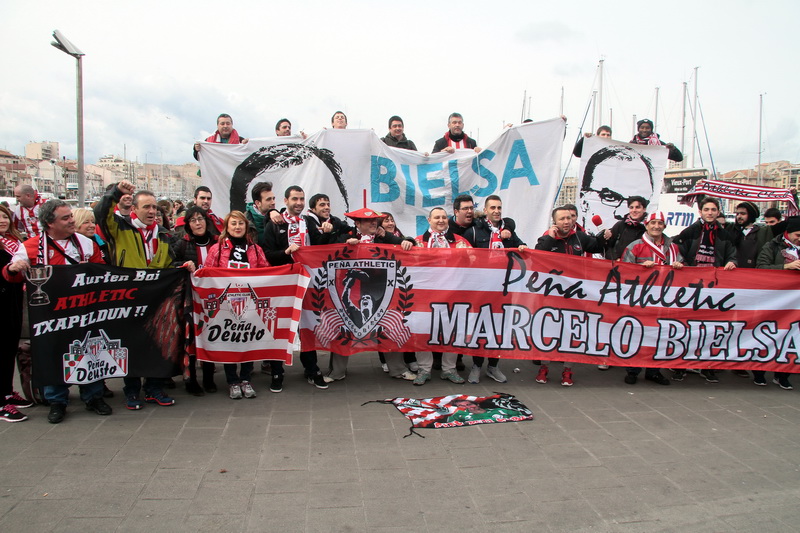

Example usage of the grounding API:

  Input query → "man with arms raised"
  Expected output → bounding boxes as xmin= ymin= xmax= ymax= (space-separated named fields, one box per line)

xmin=630 ymin=119 xmax=682 ymax=162
xmin=193 ymin=113 xmax=248 ymax=159
xmin=5 ymin=199 xmax=109 ymax=423
xmin=95 ymin=180 xmax=177 ymax=409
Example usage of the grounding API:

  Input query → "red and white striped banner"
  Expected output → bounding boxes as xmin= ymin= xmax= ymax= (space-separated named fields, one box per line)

xmin=295 ymin=244 xmax=800 ymax=373
xmin=191 ymin=264 xmax=310 ymax=364
xmin=680 ymin=179 xmax=799 ymax=215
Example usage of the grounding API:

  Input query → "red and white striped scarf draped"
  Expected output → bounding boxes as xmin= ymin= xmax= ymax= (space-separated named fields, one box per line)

xmin=488 ymin=220 xmax=504 ymax=249
xmin=641 ymin=233 xmax=679 ymax=265
xmin=633 ymin=134 xmax=662 ymax=146
xmin=358 ymin=232 xmax=375 ymax=244
xmin=680 ymin=180 xmax=800 ymax=216
xmin=196 ymin=243 xmax=211 ymax=267
xmin=37 ymin=234 xmax=86 ymax=265
xmin=782 ymin=233 xmax=800 ymax=262
xmin=444 ymin=132 xmax=471 ymax=150
xmin=18 ymin=194 xmax=44 ymax=236
xmin=130 ymin=211 xmax=158 ymax=264
xmin=282 ymin=213 xmax=308 ymax=247
xmin=0 ymin=235 xmax=21 ymax=255
xmin=205 ymin=129 xmax=241 ymax=144
xmin=426 ymin=230 xmax=448 ymax=248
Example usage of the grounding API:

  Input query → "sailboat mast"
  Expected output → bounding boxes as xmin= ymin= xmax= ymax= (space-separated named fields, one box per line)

xmin=597 ymin=59 xmax=604 ymax=126
xmin=758 ymin=93 xmax=763 ymax=186
xmin=680 ymin=81 xmax=687 ymax=163
xmin=691 ymin=66 xmax=699 ymax=168
xmin=654 ymin=87 xmax=659 ymax=132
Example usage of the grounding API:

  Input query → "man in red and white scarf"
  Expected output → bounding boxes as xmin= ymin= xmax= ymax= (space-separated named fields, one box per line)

xmin=432 ymin=112 xmax=481 ymax=154
xmin=4 ymin=199 xmax=107 ymax=424
xmin=620 ymin=211 xmax=683 ymax=387
xmin=12 ymin=185 xmax=45 ymax=239
xmin=193 ymin=186 xmax=224 ymax=235
xmin=629 ymin=118 xmax=683 ymax=162
xmin=192 ymin=113 xmax=248 ymax=160
xmin=621 ymin=211 xmax=684 ymax=268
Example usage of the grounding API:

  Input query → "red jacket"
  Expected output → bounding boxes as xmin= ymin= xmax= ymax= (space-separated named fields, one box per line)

xmin=2 ymin=233 xmax=103 ymax=283
xmin=204 ymin=238 xmax=268 ymax=268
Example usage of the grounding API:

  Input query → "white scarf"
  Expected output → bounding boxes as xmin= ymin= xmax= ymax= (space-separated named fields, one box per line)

xmin=427 ymin=229 xmax=448 ymax=248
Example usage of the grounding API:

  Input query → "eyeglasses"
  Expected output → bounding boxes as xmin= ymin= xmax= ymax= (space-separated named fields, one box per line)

xmin=459 ymin=206 xmax=475 ymax=211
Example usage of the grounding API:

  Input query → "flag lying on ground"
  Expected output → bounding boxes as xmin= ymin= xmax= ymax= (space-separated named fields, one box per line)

xmin=191 ymin=264 xmax=310 ymax=364
xmin=679 ymin=179 xmax=799 ymax=215
xmin=26 ymin=263 xmax=186 ymax=386
xmin=367 ymin=393 xmax=533 ymax=438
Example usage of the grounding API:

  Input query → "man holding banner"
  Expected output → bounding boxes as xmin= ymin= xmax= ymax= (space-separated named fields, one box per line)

xmin=6 ymin=199 xmax=109 ymax=423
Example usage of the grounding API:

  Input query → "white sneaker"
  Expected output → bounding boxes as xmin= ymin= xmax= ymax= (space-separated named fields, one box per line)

xmin=229 ymin=384 xmax=243 ymax=399
xmin=597 ymin=365 xmax=610 ymax=371
xmin=468 ymin=365 xmax=481 ymax=384
xmin=381 ymin=363 xmax=389 ymax=373
xmin=394 ymin=371 xmax=417 ymax=381
xmin=486 ymin=366 xmax=508 ymax=383
xmin=241 ymin=381 xmax=256 ymax=398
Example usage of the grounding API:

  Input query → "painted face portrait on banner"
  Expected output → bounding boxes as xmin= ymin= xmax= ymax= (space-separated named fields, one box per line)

xmin=578 ymin=137 xmax=668 ymax=233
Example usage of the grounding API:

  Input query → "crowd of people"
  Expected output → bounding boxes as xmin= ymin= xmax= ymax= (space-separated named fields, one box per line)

xmin=0 ymin=111 xmax=795 ymax=425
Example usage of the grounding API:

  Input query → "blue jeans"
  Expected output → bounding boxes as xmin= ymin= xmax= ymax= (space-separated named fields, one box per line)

xmin=224 ymin=362 xmax=253 ymax=384
xmin=44 ymin=381 xmax=104 ymax=405
xmin=123 ymin=377 xmax=166 ymax=397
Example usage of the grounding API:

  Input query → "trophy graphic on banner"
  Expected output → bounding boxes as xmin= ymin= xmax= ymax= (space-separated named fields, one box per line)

xmin=26 ymin=265 xmax=53 ymax=306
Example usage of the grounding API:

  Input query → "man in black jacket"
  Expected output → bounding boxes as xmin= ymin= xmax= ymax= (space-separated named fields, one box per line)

xmin=262 ymin=185 xmax=329 ymax=390
xmin=603 ymin=196 xmax=648 ymax=260
xmin=629 ymin=119 xmax=683 ymax=162
xmin=432 ymin=113 xmax=480 ymax=154
xmin=381 ymin=116 xmax=418 ymax=151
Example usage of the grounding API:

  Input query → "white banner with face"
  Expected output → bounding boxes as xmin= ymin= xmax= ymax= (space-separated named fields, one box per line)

xmin=197 ymin=118 xmax=565 ymax=244
xmin=577 ymin=136 xmax=669 ymax=233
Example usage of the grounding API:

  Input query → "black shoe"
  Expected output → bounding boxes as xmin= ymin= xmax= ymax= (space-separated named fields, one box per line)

xmin=645 ymin=373 xmax=670 ymax=386
xmin=432 ymin=361 xmax=442 ymax=371
xmin=701 ymin=369 xmax=719 ymax=383
xmin=624 ymin=373 xmax=637 ymax=385
xmin=48 ymin=403 xmax=67 ymax=424
xmin=671 ymin=370 xmax=686 ymax=382
xmin=774 ymin=376 xmax=793 ymax=390
xmin=306 ymin=373 xmax=329 ymax=390
xmin=456 ymin=355 xmax=465 ymax=371
xmin=102 ymin=384 xmax=114 ymax=398
xmin=185 ymin=380 xmax=205 ymax=396
xmin=270 ymin=375 xmax=284 ymax=393
xmin=753 ymin=374 xmax=767 ymax=386
xmin=732 ymin=369 xmax=750 ymax=378
xmin=532 ymin=360 xmax=542 ymax=365
xmin=85 ymin=397 xmax=113 ymax=415
xmin=203 ymin=380 xmax=217 ymax=393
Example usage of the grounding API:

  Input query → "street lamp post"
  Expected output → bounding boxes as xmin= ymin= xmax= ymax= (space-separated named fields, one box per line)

xmin=51 ymin=30 xmax=85 ymax=207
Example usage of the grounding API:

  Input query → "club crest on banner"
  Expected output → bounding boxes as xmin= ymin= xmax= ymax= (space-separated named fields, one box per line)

xmin=63 ymin=329 xmax=128 ymax=384
xmin=311 ymin=248 xmax=412 ymax=347
xmin=200 ymin=283 xmax=277 ymax=337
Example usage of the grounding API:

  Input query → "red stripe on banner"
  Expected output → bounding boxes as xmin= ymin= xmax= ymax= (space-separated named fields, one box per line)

xmin=294 ymin=244 xmax=800 ymax=373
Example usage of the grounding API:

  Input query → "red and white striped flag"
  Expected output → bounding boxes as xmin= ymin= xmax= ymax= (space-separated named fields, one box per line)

xmin=192 ymin=264 xmax=310 ymax=364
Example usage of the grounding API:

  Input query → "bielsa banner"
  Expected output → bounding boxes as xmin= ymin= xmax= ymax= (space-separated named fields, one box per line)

xmin=26 ymin=264 xmax=186 ymax=386
xmin=191 ymin=264 xmax=310 ymax=364
xmin=197 ymin=119 xmax=565 ymax=244
xmin=295 ymin=244 xmax=800 ymax=373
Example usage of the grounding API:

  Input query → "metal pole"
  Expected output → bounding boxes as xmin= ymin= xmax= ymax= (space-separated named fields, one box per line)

xmin=654 ymin=87 xmax=659 ymax=132
xmin=691 ymin=67 xmax=698 ymax=168
xmin=76 ymin=55 xmax=85 ymax=207
xmin=680 ymin=82 xmax=687 ymax=160
xmin=598 ymin=59 xmax=604 ymax=126
xmin=758 ymin=94 xmax=763 ymax=186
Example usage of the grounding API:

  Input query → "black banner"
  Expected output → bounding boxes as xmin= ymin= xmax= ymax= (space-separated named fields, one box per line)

xmin=26 ymin=263 xmax=187 ymax=387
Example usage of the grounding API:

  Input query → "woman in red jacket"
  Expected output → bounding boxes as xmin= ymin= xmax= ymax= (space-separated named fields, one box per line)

xmin=205 ymin=211 xmax=269 ymax=400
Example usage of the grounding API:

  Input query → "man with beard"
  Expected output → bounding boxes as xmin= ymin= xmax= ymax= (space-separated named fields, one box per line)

xmin=621 ymin=211 xmax=683 ymax=386
xmin=629 ymin=118 xmax=683 ymax=162
xmin=262 ymin=186 xmax=329 ymax=390
xmin=671 ymin=197 xmax=736 ymax=383
xmin=732 ymin=201 xmax=772 ymax=269
xmin=244 ymin=181 xmax=282 ymax=245
xmin=324 ymin=208 xmax=413 ymax=383
xmin=432 ymin=113 xmax=481 ymax=154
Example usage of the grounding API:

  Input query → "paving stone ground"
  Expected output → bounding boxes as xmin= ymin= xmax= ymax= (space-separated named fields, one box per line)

xmin=1 ymin=354 xmax=799 ymax=532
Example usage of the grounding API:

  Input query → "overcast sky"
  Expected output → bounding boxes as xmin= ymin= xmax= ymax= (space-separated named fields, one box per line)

xmin=2 ymin=1 xmax=798 ymax=176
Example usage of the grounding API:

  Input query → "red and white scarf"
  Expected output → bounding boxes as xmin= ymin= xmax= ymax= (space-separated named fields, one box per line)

xmin=130 ymin=211 xmax=159 ymax=264
xmin=357 ymin=232 xmax=375 ymax=244
xmin=633 ymin=134 xmax=662 ymax=146
xmin=641 ymin=233 xmax=679 ymax=265
xmin=0 ymin=235 xmax=21 ymax=255
xmin=782 ymin=233 xmax=800 ymax=263
xmin=444 ymin=132 xmax=471 ymax=150
xmin=489 ymin=220 xmax=505 ymax=249
xmin=681 ymin=179 xmax=800 ymax=216
xmin=426 ymin=230 xmax=448 ymax=248
xmin=37 ymin=234 xmax=87 ymax=265
xmin=283 ymin=213 xmax=309 ymax=247
xmin=205 ymin=129 xmax=241 ymax=144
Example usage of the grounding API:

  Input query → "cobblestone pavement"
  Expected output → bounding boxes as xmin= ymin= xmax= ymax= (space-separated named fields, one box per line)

xmin=1 ymin=354 xmax=799 ymax=532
